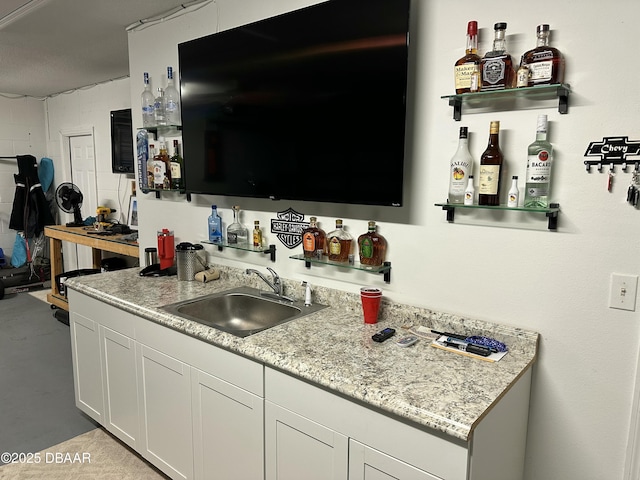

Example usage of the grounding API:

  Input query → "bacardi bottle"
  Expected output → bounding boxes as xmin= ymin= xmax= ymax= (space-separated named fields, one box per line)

xmin=524 ymin=115 xmax=554 ymax=207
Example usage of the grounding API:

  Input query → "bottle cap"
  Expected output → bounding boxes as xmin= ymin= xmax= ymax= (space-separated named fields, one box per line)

xmin=459 ymin=126 xmax=468 ymax=138
xmin=310 ymin=216 xmax=317 ymax=222
xmin=537 ymin=24 xmax=550 ymax=34
xmin=494 ymin=22 xmax=507 ymax=30
xmin=467 ymin=21 xmax=478 ymax=35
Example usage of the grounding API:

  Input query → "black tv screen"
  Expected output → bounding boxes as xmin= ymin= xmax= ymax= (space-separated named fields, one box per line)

xmin=178 ymin=0 xmax=410 ymax=206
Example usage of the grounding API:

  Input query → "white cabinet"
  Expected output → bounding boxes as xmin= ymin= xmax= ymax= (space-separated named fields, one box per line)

xmin=137 ymin=344 xmax=193 ymax=480
xmin=265 ymin=401 xmax=348 ymax=480
xmin=192 ymin=368 xmax=263 ymax=480
xmin=69 ymin=310 xmax=103 ymax=423
xmin=99 ymin=325 xmax=138 ymax=449
xmin=349 ymin=440 xmax=440 ymax=480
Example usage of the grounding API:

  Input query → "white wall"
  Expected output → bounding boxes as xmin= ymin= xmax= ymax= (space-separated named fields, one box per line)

xmin=44 ymin=79 xmax=134 ymax=259
xmin=127 ymin=1 xmax=640 ymax=479
xmin=0 ymin=96 xmax=46 ymax=261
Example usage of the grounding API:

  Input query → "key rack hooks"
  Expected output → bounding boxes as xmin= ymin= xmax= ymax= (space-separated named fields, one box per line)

xmin=584 ymin=160 xmax=640 ymax=173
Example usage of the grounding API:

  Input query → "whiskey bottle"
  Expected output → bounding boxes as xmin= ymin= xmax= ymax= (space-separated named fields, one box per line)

xmin=448 ymin=126 xmax=473 ymax=204
xmin=524 ymin=115 xmax=554 ymax=208
xmin=152 ymin=141 xmax=171 ymax=189
xmin=480 ymin=23 xmax=515 ymax=91
xmin=227 ymin=205 xmax=249 ymax=245
xmin=454 ymin=21 xmax=481 ymax=94
xmin=521 ymin=24 xmax=565 ymax=87
xmin=302 ymin=217 xmax=327 ymax=258
xmin=478 ymin=121 xmax=503 ymax=206
xmin=358 ymin=221 xmax=387 ymax=267
xmin=327 ymin=219 xmax=353 ymax=263
xmin=253 ymin=221 xmax=262 ymax=247
xmin=170 ymin=140 xmax=183 ymax=190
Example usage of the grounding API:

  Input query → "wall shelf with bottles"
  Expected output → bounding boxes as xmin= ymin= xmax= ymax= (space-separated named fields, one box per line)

xmin=140 ymin=124 xmax=182 ymax=135
xmin=141 ymin=187 xmax=191 ymax=202
xmin=441 ymin=84 xmax=570 ymax=121
xmin=289 ymin=254 xmax=392 ymax=283
xmin=435 ymin=202 xmax=560 ymax=230
xmin=202 ymin=241 xmax=276 ymax=262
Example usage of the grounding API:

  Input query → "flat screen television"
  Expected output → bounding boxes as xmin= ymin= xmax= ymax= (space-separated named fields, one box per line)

xmin=178 ymin=0 xmax=410 ymax=206
xmin=111 ymin=109 xmax=134 ymax=174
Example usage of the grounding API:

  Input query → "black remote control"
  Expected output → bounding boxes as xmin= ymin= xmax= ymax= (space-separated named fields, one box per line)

xmin=372 ymin=328 xmax=396 ymax=343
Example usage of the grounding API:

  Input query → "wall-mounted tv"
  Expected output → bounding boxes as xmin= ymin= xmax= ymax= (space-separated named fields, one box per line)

xmin=111 ymin=109 xmax=134 ymax=174
xmin=178 ymin=0 xmax=410 ymax=206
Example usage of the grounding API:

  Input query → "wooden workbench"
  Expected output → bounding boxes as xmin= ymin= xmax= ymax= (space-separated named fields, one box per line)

xmin=44 ymin=225 xmax=139 ymax=311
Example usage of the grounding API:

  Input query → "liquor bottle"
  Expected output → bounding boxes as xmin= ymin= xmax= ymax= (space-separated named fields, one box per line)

xmin=208 ymin=205 xmax=223 ymax=243
xmin=524 ymin=115 xmax=554 ymax=207
xmin=507 ymin=176 xmax=519 ymax=207
xmin=358 ymin=221 xmax=387 ymax=267
xmin=253 ymin=221 xmax=262 ymax=247
xmin=448 ymin=126 xmax=473 ymax=204
xmin=170 ymin=139 xmax=183 ymax=190
xmin=464 ymin=175 xmax=475 ymax=205
xmin=516 ymin=56 xmax=530 ymax=88
xmin=226 ymin=205 xmax=249 ymax=245
xmin=154 ymin=88 xmax=166 ymax=125
xmin=478 ymin=121 xmax=504 ymax=206
xmin=141 ymin=72 xmax=155 ymax=127
xmin=152 ymin=141 xmax=171 ymax=189
xmin=164 ymin=67 xmax=181 ymax=125
xmin=521 ymin=24 xmax=565 ymax=87
xmin=454 ymin=21 xmax=481 ymax=94
xmin=302 ymin=216 xmax=327 ymax=258
xmin=480 ymin=23 xmax=515 ymax=91
xmin=327 ymin=219 xmax=353 ymax=262
xmin=147 ymin=142 xmax=156 ymax=189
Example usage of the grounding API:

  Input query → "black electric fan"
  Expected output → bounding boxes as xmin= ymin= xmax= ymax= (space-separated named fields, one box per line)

xmin=55 ymin=182 xmax=85 ymax=227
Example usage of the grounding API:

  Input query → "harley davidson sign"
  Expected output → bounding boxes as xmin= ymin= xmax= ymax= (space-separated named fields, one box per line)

xmin=270 ymin=208 xmax=309 ymax=249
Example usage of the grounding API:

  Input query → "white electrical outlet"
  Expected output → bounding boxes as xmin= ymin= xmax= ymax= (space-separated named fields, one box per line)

xmin=609 ymin=274 xmax=638 ymax=311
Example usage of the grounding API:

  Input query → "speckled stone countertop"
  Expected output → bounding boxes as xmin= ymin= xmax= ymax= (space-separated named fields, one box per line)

xmin=66 ymin=266 xmax=538 ymax=442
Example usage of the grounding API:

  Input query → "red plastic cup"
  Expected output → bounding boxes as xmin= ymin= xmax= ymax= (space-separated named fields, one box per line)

xmin=360 ymin=287 xmax=382 ymax=324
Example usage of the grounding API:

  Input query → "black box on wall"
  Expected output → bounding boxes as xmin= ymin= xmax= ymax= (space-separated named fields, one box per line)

xmin=111 ymin=108 xmax=134 ymax=174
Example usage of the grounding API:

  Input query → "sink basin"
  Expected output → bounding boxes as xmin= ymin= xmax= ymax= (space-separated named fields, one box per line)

xmin=162 ymin=286 xmax=327 ymax=337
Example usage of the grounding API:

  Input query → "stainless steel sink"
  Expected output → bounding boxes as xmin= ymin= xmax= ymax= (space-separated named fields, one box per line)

xmin=162 ymin=286 xmax=327 ymax=337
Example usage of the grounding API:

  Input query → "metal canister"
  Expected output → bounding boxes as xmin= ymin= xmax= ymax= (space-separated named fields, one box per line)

xmin=175 ymin=242 xmax=205 ymax=281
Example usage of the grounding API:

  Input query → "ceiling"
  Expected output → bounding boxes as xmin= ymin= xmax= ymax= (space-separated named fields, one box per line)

xmin=0 ymin=0 xmax=191 ymax=97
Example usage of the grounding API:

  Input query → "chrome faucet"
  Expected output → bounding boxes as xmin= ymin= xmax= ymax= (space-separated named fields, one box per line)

xmin=246 ymin=267 xmax=284 ymax=297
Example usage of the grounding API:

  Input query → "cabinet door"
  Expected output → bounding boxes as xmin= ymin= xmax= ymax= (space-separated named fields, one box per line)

xmin=192 ymin=368 xmax=264 ymax=480
xmin=69 ymin=312 xmax=103 ymax=423
xmin=265 ymin=401 xmax=348 ymax=480
xmin=137 ymin=343 xmax=193 ymax=480
xmin=100 ymin=325 xmax=138 ymax=449
xmin=349 ymin=440 xmax=441 ymax=480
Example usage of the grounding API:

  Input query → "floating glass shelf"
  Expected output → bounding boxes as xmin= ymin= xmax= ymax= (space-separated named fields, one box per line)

xmin=441 ymin=84 xmax=571 ymax=120
xmin=435 ymin=202 xmax=560 ymax=230
xmin=202 ymin=240 xmax=276 ymax=262
xmin=289 ymin=254 xmax=391 ymax=283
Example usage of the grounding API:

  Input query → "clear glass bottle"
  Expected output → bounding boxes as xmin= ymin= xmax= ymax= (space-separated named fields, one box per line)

xmin=141 ymin=72 xmax=155 ymax=127
xmin=170 ymin=139 xmax=183 ymax=190
xmin=154 ymin=88 xmax=166 ymax=125
xmin=208 ymin=205 xmax=223 ymax=243
xmin=327 ymin=219 xmax=353 ymax=263
xmin=464 ymin=175 xmax=475 ymax=205
xmin=454 ymin=21 xmax=481 ymax=94
xmin=507 ymin=175 xmax=519 ymax=207
xmin=302 ymin=217 xmax=327 ymax=258
xmin=524 ymin=115 xmax=554 ymax=208
xmin=521 ymin=24 xmax=565 ymax=87
xmin=164 ymin=66 xmax=181 ymax=125
xmin=226 ymin=205 xmax=249 ymax=245
xmin=448 ymin=126 xmax=473 ymax=204
xmin=253 ymin=221 xmax=262 ymax=247
xmin=478 ymin=121 xmax=504 ymax=206
xmin=358 ymin=221 xmax=387 ymax=267
xmin=480 ymin=23 xmax=515 ymax=91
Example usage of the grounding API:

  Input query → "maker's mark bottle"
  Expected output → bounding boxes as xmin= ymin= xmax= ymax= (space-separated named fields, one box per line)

xmin=454 ymin=21 xmax=481 ymax=94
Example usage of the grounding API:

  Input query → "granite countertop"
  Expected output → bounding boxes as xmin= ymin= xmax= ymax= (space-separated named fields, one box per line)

xmin=66 ymin=266 xmax=538 ymax=442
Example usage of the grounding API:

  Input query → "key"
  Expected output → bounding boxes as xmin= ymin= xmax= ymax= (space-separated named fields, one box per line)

xmin=608 ymin=171 xmax=614 ymax=192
